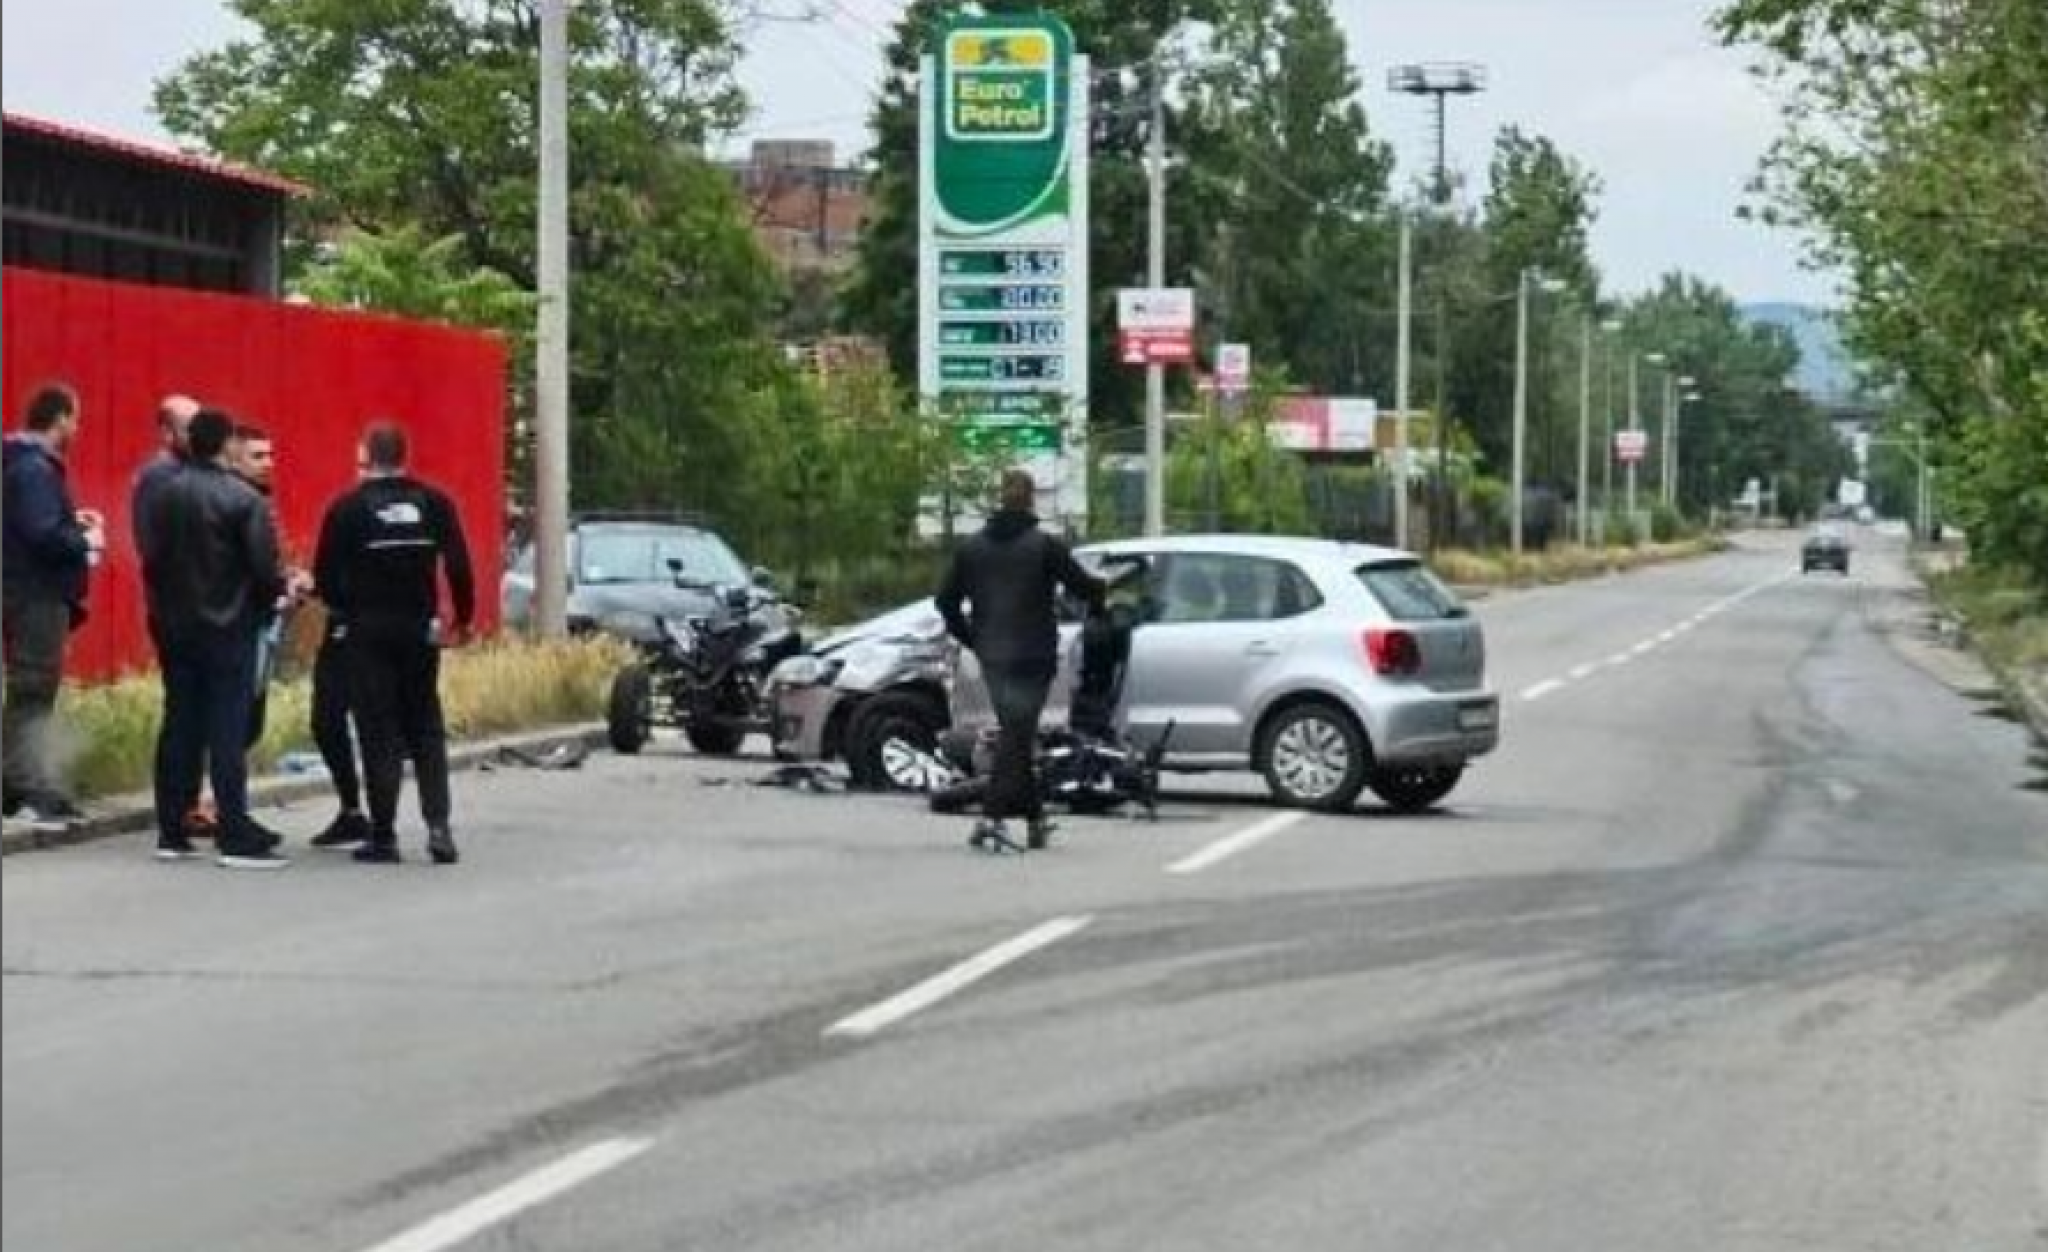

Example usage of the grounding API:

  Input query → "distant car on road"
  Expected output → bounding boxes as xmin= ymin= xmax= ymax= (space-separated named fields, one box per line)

xmin=771 ymin=535 xmax=1500 ymax=813
xmin=1801 ymin=525 xmax=1851 ymax=575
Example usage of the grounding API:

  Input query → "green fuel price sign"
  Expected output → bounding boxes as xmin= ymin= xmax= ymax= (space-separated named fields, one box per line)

xmin=920 ymin=14 xmax=1090 ymax=525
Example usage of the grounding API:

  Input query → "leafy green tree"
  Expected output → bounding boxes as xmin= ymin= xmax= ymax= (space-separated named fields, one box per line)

xmin=156 ymin=0 xmax=787 ymax=522
xmin=1717 ymin=0 xmax=2048 ymax=577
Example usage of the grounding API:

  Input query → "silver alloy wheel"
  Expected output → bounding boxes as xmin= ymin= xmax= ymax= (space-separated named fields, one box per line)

xmin=1271 ymin=715 xmax=1351 ymax=801
xmin=879 ymin=734 xmax=940 ymax=790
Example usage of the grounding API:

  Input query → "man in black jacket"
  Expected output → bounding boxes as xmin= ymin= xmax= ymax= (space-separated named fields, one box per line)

xmin=139 ymin=408 xmax=287 ymax=868
xmin=936 ymin=469 xmax=1103 ymax=852
xmin=3 ymin=383 xmax=104 ymax=830
xmin=314 ymin=421 xmax=474 ymax=866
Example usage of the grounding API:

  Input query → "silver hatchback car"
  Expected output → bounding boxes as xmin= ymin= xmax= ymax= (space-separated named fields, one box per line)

xmin=1014 ymin=535 xmax=1500 ymax=812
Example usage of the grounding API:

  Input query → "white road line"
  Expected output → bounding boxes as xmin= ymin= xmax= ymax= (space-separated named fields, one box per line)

xmin=1607 ymin=652 xmax=1635 ymax=667
xmin=1657 ymin=629 xmax=1680 ymax=643
xmin=1520 ymin=678 xmax=1567 ymax=702
xmin=1568 ymin=663 xmax=1599 ymax=680
xmin=825 ymin=916 xmax=1092 ymax=1039
xmin=1631 ymin=641 xmax=1657 ymax=656
xmin=358 ymin=1138 xmax=654 ymax=1252
xmin=1167 ymin=810 xmax=1309 ymax=876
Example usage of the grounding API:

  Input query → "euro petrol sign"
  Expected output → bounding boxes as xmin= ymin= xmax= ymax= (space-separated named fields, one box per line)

xmin=920 ymin=15 xmax=1090 ymax=524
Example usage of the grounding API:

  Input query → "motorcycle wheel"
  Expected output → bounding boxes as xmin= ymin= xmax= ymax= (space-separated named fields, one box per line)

xmin=607 ymin=664 xmax=653 ymax=755
xmin=685 ymin=723 xmax=747 ymax=756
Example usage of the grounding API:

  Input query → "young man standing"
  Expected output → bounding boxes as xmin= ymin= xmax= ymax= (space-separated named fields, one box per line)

xmin=936 ymin=469 xmax=1103 ymax=853
xmin=314 ymin=422 xmax=474 ymax=866
xmin=3 ymin=383 xmax=105 ymax=830
xmin=139 ymin=409 xmax=288 ymax=868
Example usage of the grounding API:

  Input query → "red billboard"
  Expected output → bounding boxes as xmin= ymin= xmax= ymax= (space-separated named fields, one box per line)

xmin=3 ymin=267 xmax=508 ymax=681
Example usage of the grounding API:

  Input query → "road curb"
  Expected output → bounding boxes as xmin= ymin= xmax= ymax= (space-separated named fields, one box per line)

xmin=1906 ymin=551 xmax=2048 ymax=750
xmin=0 ymin=723 xmax=606 ymax=857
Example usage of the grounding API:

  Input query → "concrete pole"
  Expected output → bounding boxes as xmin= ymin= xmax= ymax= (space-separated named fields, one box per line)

xmin=1576 ymin=314 xmax=1592 ymax=547
xmin=1394 ymin=214 xmax=1413 ymax=550
xmin=1600 ymin=332 xmax=1615 ymax=533
xmin=1511 ymin=268 xmax=1530 ymax=555
xmin=1661 ymin=374 xmax=1677 ymax=509
xmin=1626 ymin=354 xmax=1641 ymax=526
xmin=1143 ymin=54 xmax=1168 ymax=537
xmin=533 ymin=0 xmax=571 ymax=638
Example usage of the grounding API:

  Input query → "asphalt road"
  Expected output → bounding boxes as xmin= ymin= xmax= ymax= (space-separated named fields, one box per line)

xmin=6 ymin=529 xmax=2044 ymax=1252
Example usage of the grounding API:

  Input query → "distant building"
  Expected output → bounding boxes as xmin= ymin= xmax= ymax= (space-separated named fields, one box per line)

xmin=724 ymin=139 xmax=868 ymax=274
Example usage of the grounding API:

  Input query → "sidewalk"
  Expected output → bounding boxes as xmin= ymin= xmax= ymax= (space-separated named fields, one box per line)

xmin=0 ymin=723 xmax=604 ymax=856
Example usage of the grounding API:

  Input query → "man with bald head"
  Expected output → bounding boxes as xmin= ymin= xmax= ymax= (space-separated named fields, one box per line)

xmin=131 ymin=394 xmax=199 ymax=556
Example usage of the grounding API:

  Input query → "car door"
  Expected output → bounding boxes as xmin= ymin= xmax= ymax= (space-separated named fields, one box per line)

xmin=1122 ymin=552 xmax=1323 ymax=758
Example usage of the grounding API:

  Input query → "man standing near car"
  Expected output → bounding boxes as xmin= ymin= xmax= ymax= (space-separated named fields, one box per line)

xmin=139 ymin=408 xmax=289 ymax=868
xmin=314 ymin=421 xmax=473 ymax=866
xmin=936 ymin=469 xmax=1103 ymax=852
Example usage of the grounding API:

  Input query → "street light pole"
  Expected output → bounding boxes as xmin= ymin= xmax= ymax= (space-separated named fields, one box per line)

xmin=1143 ymin=51 xmax=1168 ymax=538
xmin=533 ymin=0 xmax=571 ymax=638
xmin=1394 ymin=213 xmax=1413 ymax=549
xmin=1576 ymin=313 xmax=1592 ymax=547
xmin=1511 ymin=268 xmax=1531 ymax=555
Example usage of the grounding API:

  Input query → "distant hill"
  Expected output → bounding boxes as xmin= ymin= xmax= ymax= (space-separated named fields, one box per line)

xmin=1741 ymin=303 xmax=1859 ymax=405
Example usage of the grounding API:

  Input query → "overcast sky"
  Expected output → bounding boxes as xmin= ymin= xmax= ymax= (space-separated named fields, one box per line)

xmin=2 ymin=0 xmax=1836 ymax=305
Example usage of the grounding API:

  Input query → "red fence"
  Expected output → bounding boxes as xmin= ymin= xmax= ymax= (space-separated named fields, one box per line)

xmin=3 ymin=266 xmax=507 ymax=680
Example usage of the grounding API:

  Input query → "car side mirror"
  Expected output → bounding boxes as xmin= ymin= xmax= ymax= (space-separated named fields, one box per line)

xmin=723 ymin=585 xmax=753 ymax=612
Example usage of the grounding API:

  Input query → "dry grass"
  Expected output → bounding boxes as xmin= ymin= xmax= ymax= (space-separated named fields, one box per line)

xmin=53 ymin=634 xmax=629 ymax=801
xmin=1433 ymin=538 xmax=1721 ymax=589
xmin=1929 ymin=564 xmax=2048 ymax=714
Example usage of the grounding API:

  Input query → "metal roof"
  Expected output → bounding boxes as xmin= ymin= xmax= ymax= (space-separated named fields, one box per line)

xmin=3 ymin=112 xmax=309 ymax=197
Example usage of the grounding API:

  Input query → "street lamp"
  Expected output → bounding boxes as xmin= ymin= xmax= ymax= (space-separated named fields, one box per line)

xmin=533 ymin=0 xmax=572 ymax=637
xmin=1627 ymin=350 xmax=1666 ymax=532
xmin=1674 ymin=385 xmax=1703 ymax=512
xmin=1663 ymin=374 xmax=1696 ymax=509
xmin=1511 ymin=268 xmax=1567 ymax=554
xmin=1597 ymin=319 xmax=1624 ymax=539
xmin=1387 ymin=63 xmax=1488 ymax=205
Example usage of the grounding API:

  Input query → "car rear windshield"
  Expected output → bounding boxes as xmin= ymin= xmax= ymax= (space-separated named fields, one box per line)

xmin=578 ymin=528 xmax=747 ymax=586
xmin=1357 ymin=560 xmax=1468 ymax=622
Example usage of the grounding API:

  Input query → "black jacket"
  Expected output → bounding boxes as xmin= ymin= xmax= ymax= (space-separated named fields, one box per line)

xmin=138 ymin=460 xmax=283 ymax=636
xmin=936 ymin=509 xmax=1103 ymax=671
xmin=314 ymin=474 xmax=474 ymax=641
xmin=2 ymin=435 xmax=91 ymax=610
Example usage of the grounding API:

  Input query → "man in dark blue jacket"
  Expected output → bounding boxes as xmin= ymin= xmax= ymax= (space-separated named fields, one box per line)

xmin=3 ymin=383 xmax=104 ymax=830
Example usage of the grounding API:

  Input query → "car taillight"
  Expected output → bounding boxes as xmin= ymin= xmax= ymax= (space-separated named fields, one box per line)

xmin=1362 ymin=627 xmax=1422 ymax=676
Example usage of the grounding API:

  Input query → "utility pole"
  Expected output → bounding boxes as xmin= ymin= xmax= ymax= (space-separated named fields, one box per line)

xmin=1394 ymin=214 xmax=1413 ymax=549
xmin=1511 ymin=269 xmax=1532 ymax=555
xmin=1576 ymin=314 xmax=1592 ymax=547
xmin=533 ymin=0 xmax=571 ymax=638
xmin=1143 ymin=50 xmax=1168 ymax=538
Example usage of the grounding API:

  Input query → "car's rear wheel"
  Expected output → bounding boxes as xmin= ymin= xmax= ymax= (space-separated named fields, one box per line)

xmin=1258 ymin=702 xmax=1368 ymax=813
xmin=607 ymin=664 xmax=653 ymax=755
xmin=1368 ymin=764 xmax=1465 ymax=814
xmin=846 ymin=691 xmax=949 ymax=791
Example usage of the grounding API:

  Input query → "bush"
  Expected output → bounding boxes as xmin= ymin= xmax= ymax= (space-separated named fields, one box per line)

xmin=53 ymin=634 xmax=630 ymax=801
xmin=1650 ymin=504 xmax=1686 ymax=543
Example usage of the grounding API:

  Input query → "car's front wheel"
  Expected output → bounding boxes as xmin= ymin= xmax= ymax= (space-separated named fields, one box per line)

xmin=1258 ymin=702 xmax=1368 ymax=813
xmin=1368 ymin=764 xmax=1465 ymax=814
xmin=685 ymin=723 xmax=748 ymax=756
xmin=846 ymin=691 xmax=949 ymax=791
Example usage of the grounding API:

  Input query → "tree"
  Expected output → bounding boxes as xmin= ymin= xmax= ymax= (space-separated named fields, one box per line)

xmin=156 ymin=0 xmax=789 ymax=524
xmin=1177 ymin=0 xmax=1397 ymax=398
xmin=1718 ymin=0 xmax=2048 ymax=577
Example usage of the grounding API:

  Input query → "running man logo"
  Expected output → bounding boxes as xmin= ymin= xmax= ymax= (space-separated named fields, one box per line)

xmin=945 ymin=28 xmax=1056 ymax=142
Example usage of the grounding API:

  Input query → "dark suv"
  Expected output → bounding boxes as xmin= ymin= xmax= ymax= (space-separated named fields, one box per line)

xmin=501 ymin=514 xmax=784 ymax=635
xmin=1801 ymin=525 xmax=1851 ymax=575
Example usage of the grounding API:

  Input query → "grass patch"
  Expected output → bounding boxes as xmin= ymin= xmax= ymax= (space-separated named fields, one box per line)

xmin=1927 ymin=563 xmax=2048 ymax=713
xmin=1433 ymin=538 xmax=1720 ymax=589
xmin=54 ymin=634 xmax=630 ymax=801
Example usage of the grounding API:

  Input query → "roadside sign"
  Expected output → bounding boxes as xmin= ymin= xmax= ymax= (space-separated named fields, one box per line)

xmin=1116 ymin=287 xmax=1195 ymax=332
xmin=919 ymin=14 xmax=1090 ymax=520
xmin=1117 ymin=328 xmax=1194 ymax=366
xmin=1614 ymin=429 xmax=1650 ymax=463
xmin=1216 ymin=342 xmax=1251 ymax=393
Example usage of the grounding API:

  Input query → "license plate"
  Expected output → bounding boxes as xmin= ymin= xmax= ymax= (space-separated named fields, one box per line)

xmin=1457 ymin=704 xmax=1498 ymax=731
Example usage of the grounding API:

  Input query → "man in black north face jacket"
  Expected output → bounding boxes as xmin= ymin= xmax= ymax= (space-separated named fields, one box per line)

xmin=936 ymin=469 xmax=1103 ymax=851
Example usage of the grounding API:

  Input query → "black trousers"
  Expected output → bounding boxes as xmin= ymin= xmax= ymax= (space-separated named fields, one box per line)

xmin=350 ymin=630 xmax=451 ymax=842
xmin=152 ymin=623 xmax=259 ymax=848
xmin=311 ymin=635 xmax=361 ymax=812
xmin=2 ymin=588 xmax=71 ymax=806
xmin=982 ymin=659 xmax=1054 ymax=823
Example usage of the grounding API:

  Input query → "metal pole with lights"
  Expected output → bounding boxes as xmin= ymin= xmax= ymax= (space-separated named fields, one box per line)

xmin=533 ymin=0 xmax=571 ymax=638
xmin=1511 ymin=269 xmax=1564 ymax=555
